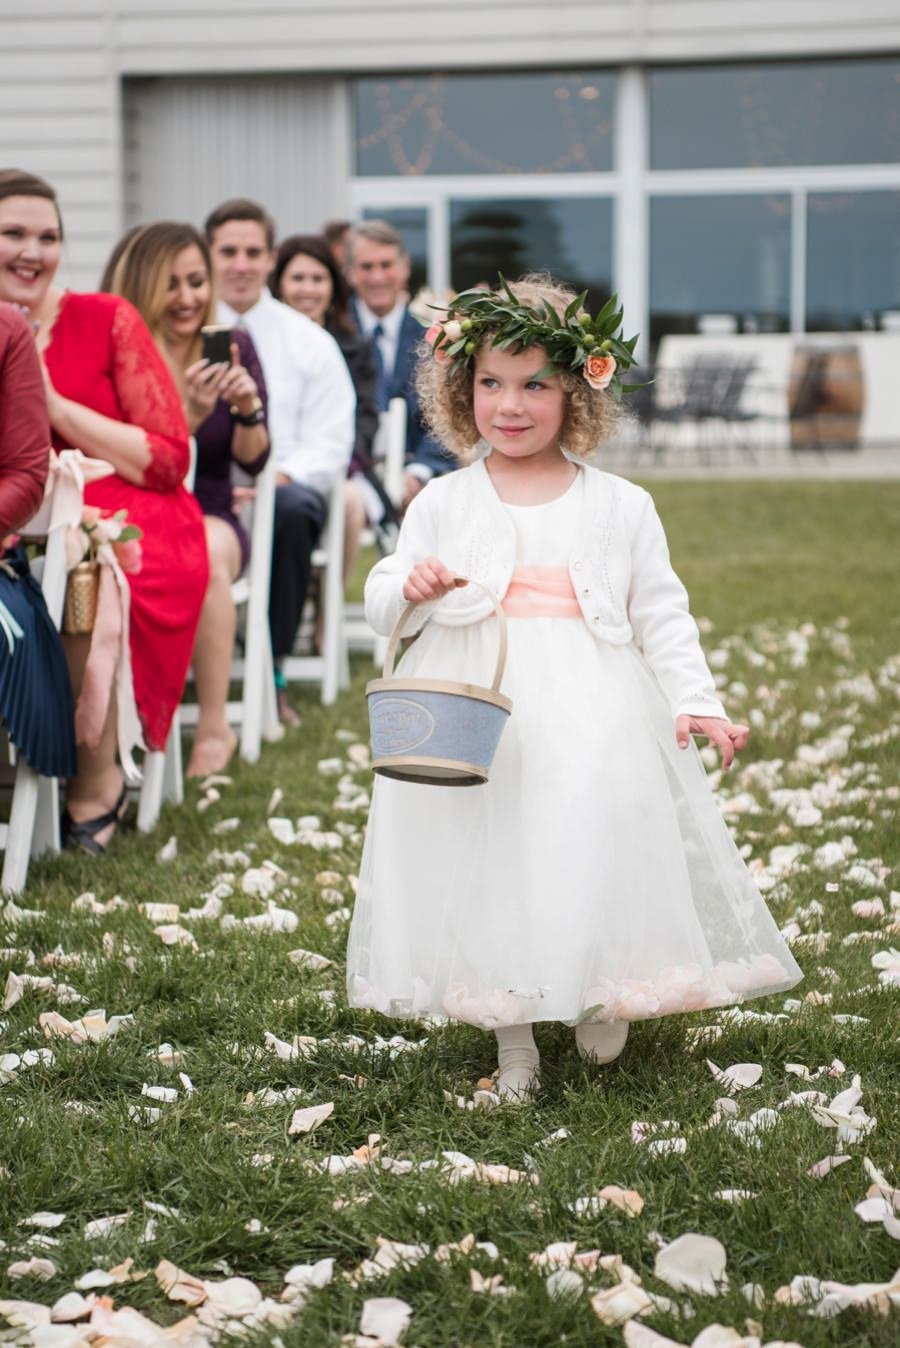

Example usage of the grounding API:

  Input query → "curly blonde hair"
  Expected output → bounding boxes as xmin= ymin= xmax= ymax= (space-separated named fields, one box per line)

xmin=416 ymin=273 xmax=623 ymax=463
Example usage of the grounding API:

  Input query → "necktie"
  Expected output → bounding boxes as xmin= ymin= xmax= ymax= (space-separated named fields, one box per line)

xmin=372 ymin=321 xmax=389 ymax=412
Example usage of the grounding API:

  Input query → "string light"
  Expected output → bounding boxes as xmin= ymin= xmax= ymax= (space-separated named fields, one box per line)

xmin=355 ymin=71 xmax=613 ymax=176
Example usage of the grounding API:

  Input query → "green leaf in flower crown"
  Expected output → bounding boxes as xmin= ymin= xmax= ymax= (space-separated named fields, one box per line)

xmin=564 ymin=289 xmax=588 ymax=322
xmin=498 ymin=273 xmax=519 ymax=306
xmin=593 ymin=294 xmax=619 ymax=327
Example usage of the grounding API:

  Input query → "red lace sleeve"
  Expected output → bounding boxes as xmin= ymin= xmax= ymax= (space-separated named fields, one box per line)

xmin=109 ymin=299 xmax=190 ymax=492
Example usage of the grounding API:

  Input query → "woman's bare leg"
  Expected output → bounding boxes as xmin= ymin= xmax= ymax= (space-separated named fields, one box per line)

xmin=343 ymin=479 xmax=367 ymax=584
xmin=186 ymin=515 xmax=241 ymax=778
xmin=64 ymin=633 xmax=123 ymax=848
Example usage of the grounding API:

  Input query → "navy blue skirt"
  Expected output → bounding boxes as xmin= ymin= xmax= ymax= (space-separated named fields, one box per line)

xmin=0 ymin=547 xmax=76 ymax=779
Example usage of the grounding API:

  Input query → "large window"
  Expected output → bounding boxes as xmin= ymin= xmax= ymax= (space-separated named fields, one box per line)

xmin=450 ymin=197 xmax=613 ymax=306
xmin=650 ymin=59 xmax=900 ymax=170
xmin=355 ymin=71 xmax=616 ymax=176
xmin=806 ymin=190 xmax=900 ymax=332
xmin=650 ymin=195 xmax=791 ymax=347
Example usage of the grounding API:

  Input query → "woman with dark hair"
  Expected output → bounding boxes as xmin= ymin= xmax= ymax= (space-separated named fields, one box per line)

xmin=105 ymin=221 xmax=268 ymax=777
xmin=0 ymin=168 xmax=208 ymax=851
xmin=270 ymin=234 xmax=382 ymax=581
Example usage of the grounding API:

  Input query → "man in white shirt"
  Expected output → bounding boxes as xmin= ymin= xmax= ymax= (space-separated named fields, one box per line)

xmin=348 ymin=220 xmax=455 ymax=508
xmin=205 ymin=198 xmax=356 ymax=724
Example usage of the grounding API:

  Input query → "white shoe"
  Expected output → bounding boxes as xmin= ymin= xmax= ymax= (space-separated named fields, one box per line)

xmin=575 ymin=1020 xmax=629 ymax=1065
xmin=495 ymin=1063 xmax=540 ymax=1102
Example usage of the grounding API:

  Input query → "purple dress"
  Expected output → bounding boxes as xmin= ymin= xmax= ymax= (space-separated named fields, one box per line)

xmin=193 ymin=327 xmax=269 ymax=573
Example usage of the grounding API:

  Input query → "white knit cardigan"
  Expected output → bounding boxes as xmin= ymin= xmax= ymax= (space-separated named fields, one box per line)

xmin=365 ymin=456 xmax=728 ymax=720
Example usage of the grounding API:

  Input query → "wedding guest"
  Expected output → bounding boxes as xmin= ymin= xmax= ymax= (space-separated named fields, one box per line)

xmin=205 ymin=198 xmax=355 ymax=726
xmin=270 ymin=233 xmax=387 ymax=584
xmin=0 ymin=303 xmax=49 ymax=530
xmin=0 ymin=169 xmax=208 ymax=852
xmin=104 ymin=221 xmax=269 ymax=777
xmin=0 ymin=301 xmax=76 ymax=780
xmin=348 ymin=220 xmax=454 ymax=507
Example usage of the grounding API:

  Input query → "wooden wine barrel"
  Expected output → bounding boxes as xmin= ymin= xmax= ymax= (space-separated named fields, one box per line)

xmin=788 ymin=345 xmax=864 ymax=450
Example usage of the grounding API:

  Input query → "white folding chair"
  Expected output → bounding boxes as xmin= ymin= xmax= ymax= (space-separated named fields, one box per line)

xmin=280 ymin=477 xmax=347 ymax=705
xmin=1 ymin=502 xmax=70 ymax=892
xmin=342 ymin=397 xmax=408 ymax=663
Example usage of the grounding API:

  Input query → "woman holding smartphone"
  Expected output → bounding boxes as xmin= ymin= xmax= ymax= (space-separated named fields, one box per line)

xmin=0 ymin=169 xmax=208 ymax=852
xmin=105 ymin=221 xmax=269 ymax=778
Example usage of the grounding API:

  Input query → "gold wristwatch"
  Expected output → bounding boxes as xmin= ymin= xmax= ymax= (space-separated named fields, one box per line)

xmin=231 ymin=396 xmax=264 ymax=427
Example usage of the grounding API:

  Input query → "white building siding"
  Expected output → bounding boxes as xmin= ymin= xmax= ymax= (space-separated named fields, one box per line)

xmin=1 ymin=0 xmax=898 ymax=289
xmin=123 ymin=76 xmax=350 ymax=238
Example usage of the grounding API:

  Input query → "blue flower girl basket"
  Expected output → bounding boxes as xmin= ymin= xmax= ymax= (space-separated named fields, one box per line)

xmin=367 ymin=580 xmax=512 ymax=786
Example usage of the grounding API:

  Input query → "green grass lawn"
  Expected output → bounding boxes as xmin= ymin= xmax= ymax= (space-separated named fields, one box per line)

xmin=1 ymin=481 xmax=898 ymax=1347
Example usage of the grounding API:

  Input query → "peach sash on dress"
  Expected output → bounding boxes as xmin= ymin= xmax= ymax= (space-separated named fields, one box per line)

xmin=501 ymin=565 xmax=581 ymax=619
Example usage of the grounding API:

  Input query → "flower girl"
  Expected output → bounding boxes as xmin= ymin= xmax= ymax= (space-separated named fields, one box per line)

xmin=347 ymin=275 xmax=801 ymax=1099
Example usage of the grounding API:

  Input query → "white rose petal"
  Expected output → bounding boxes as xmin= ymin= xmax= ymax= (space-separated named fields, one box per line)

xmin=22 ymin=1213 xmax=66 ymax=1230
xmin=7 ymin=1258 xmax=57 ymax=1281
xmin=359 ymin=1295 xmax=413 ymax=1345
xmin=83 ymin=1213 xmax=130 ymax=1240
xmin=590 ymin=1280 xmax=653 ymax=1326
xmin=201 ymin=1276 xmax=262 ymax=1317
xmin=654 ymin=1232 xmax=729 ymax=1296
xmin=287 ymin=948 xmax=333 ymax=971
xmin=545 ymin=1269 xmax=584 ymax=1301
xmin=706 ymin=1060 xmax=763 ymax=1092
xmin=623 ymin=1324 xmax=683 ymax=1347
xmin=807 ymin=1154 xmax=853 ymax=1178
xmin=288 ymin=1102 xmax=334 ymax=1134
xmin=154 ymin=1259 xmax=208 ymax=1306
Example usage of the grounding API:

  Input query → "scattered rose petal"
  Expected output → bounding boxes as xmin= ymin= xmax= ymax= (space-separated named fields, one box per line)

xmin=153 ymin=924 xmax=199 ymax=951
xmin=807 ymin=1154 xmax=853 ymax=1178
xmin=287 ymin=948 xmax=333 ymax=971
xmin=654 ymin=1233 xmax=729 ymax=1295
xmin=155 ymin=1259 xmax=208 ymax=1306
xmin=7 ymin=1258 xmax=57 ymax=1281
xmin=590 ymin=1280 xmax=653 ymax=1325
xmin=289 ymin=1102 xmax=334 ymax=1134
xmin=706 ymin=1060 xmax=763 ymax=1092
xmin=155 ymin=835 xmax=178 ymax=863
xmin=358 ymin=1296 xmax=413 ymax=1345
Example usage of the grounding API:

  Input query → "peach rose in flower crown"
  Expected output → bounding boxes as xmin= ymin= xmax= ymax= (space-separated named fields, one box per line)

xmin=425 ymin=323 xmax=450 ymax=362
xmin=583 ymin=352 xmax=617 ymax=391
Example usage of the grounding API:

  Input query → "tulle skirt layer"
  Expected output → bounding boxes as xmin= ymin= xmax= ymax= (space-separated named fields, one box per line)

xmin=347 ymin=616 xmax=802 ymax=1029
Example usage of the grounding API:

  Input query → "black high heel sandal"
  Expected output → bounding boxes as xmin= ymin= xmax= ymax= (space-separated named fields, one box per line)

xmin=61 ymin=778 xmax=129 ymax=855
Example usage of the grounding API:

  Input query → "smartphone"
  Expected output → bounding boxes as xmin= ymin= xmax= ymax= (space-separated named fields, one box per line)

xmin=200 ymin=324 xmax=232 ymax=365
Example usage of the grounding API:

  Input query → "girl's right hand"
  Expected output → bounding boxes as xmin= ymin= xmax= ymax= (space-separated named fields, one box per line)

xmin=403 ymin=557 xmax=467 ymax=602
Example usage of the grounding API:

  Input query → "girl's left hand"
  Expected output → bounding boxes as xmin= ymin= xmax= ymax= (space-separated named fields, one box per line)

xmin=675 ymin=715 xmax=749 ymax=770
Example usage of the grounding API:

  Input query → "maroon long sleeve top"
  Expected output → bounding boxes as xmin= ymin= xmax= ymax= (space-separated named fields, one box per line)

xmin=0 ymin=303 xmax=50 ymax=535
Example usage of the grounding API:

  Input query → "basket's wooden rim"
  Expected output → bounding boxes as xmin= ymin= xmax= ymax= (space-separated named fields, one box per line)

xmin=372 ymin=755 xmax=488 ymax=785
xmin=367 ymin=676 xmax=512 ymax=713
xmin=382 ymin=579 xmax=508 ymax=694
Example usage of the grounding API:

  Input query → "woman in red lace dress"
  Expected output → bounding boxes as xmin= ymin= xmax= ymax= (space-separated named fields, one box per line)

xmin=0 ymin=169 xmax=208 ymax=850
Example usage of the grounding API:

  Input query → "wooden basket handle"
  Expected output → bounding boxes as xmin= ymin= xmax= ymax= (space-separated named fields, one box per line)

xmin=382 ymin=578 xmax=508 ymax=694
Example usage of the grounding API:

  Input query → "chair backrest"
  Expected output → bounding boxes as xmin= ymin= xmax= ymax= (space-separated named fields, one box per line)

xmin=372 ymin=397 xmax=408 ymax=508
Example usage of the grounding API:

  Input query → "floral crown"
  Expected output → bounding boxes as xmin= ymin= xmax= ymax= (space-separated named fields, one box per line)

xmin=424 ymin=275 xmax=640 ymax=400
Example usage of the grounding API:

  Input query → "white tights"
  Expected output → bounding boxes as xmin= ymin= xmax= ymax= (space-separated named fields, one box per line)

xmin=494 ymin=1024 xmax=540 ymax=1098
